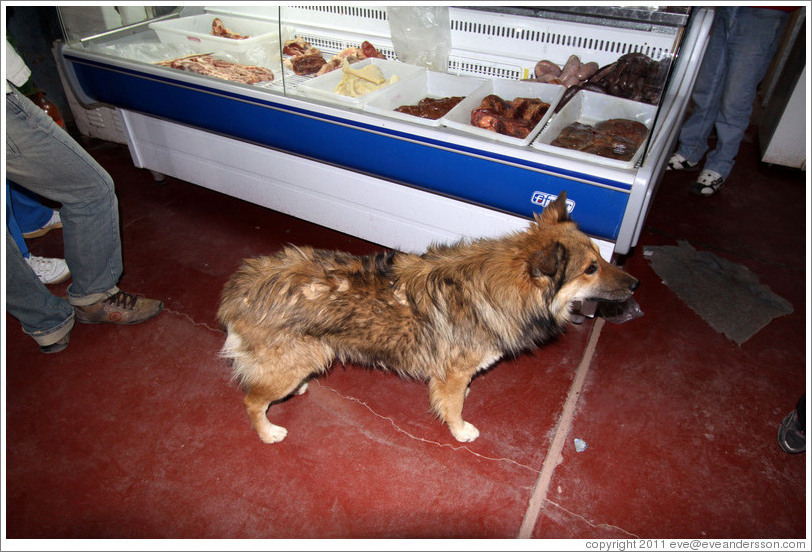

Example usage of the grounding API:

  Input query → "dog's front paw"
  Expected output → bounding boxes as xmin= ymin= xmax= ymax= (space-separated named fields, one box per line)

xmin=258 ymin=424 xmax=288 ymax=444
xmin=451 ymin=421 xmax=480 ymax=442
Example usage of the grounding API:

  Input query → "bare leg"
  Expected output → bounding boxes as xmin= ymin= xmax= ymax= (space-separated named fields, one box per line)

xmin=429 ymin=371 xmax=479 ymax=442
xmin=237 ymin=340 xmax=331 ymax=444
xmin=243 ymin=374 xmax=308 ymax=444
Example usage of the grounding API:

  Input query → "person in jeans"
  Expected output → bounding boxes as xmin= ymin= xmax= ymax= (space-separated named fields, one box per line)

xmin=6 ymin=39 xmax=162 ymax=354
xmin=667 ymin=7 xmax=791 ymax=196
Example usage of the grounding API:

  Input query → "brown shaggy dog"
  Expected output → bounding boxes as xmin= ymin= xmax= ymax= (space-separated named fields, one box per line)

xmin=218 ymin=193 xmax=638 ymax=444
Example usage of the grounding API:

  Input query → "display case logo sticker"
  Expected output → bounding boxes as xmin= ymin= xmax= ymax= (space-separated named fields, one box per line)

xmin=531 ymin=191 xmax=575 ymax=213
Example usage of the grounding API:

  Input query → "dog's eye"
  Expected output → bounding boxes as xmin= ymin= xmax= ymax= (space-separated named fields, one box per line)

xmin=585 ymin=263 xmax=598 ymax=275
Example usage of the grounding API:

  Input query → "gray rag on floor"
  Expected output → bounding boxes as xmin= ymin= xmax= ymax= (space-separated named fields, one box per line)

xmin=644 ymin=241 xmax=793 ymax=345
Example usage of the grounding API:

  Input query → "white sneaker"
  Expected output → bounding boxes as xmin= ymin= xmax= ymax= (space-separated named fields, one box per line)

xmin=666 ymin=153 xmax=700 ymax=171
xmin=22 ymin=210 xmax=63 ymax=239
xmin=26 ymin=255 xmax=71 ymax=285
xmin=691 ymin=170 xmax=725 ymax=196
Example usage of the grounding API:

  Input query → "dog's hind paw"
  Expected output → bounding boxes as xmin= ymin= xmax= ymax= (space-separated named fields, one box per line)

xmin=451 ymin=421 xmax=480 ymax=442
xmin=258 ymin=424 xmax=288 ymax=444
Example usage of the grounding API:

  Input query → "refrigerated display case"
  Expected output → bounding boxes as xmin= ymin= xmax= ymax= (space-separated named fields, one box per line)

xmin=55 ymin=5 xmax=714 ymax=259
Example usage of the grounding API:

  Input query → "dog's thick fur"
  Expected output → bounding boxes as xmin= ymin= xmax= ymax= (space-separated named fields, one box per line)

xmin=217 ymin=193 xmax=638 ymax=444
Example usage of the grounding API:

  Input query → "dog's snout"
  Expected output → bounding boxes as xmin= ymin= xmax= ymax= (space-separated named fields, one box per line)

xmin=629 ymin=279 xmax=640 ymax=292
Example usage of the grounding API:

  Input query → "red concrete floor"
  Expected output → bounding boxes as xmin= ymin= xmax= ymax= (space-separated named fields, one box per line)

xmin=3 ymin=122 xmax=808 ymax=542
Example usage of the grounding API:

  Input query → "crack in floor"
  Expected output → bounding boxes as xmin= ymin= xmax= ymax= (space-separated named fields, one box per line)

xmin=544 ymin=498 xmax=641 ymax=538
xmin=163 ymin=308 xmax=224 ymax=335
xmin=318 ymin=380 xmax=541 ymax=475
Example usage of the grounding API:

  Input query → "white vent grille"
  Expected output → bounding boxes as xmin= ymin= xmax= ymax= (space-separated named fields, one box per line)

xmin=450 ymin=18 xmax=671 ymax=60
xmin=293 ymin=5 xmax=387 ymax=22
xmin=449 ymin=58 xmax=523 ymax=81
xmin=447 ymin=8 xmax=677 ymax=67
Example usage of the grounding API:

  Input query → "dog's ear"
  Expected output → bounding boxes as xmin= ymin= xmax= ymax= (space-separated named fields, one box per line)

xmin=528 ymin=242 xmax=568 ymax=280
xmin=536 ymin=192 xmax=569 ymax=225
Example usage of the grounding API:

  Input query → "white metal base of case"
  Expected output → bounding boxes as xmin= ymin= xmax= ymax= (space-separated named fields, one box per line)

xmin=119 ymin=109 xmax=615 ymax=260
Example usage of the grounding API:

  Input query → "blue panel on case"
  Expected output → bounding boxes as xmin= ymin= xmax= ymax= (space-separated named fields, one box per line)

xmin=67 ymin=56 xmax=630 ymax=240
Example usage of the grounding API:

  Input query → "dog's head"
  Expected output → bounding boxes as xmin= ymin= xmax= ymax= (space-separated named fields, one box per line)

xmin=525 ymin=192 xmax=639 ymax=311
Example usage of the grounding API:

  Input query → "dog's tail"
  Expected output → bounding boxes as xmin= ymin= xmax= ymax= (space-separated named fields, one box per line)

xmin=219 ymin=324 xmax=240 ymax=360
xmin=219 ymin=325 xmax=256 ymax=388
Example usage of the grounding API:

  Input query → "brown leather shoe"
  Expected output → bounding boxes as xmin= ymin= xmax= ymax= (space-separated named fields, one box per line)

xmin=74 ymin=290 xmax=163 ymax=325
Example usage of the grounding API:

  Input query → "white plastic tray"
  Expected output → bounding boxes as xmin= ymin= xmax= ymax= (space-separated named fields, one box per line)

xmin=295 ymin=58 xmax=425 ymax=109
xmin=441 ymin=79 xmax=565 ymax=147
xmin=363 ymin=71 xmax=487 ymax=127
xmin=533 ymin=90 xmax=657 ymax=169
xmin=149 ymin=14 xmax=293 ymax=65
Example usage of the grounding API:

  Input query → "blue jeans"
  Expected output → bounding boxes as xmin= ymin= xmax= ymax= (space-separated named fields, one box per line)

xmin=5 ymin=88 xmax=124 ymax=346
xmin=676 ymin=7 xmax=788 ymax=179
